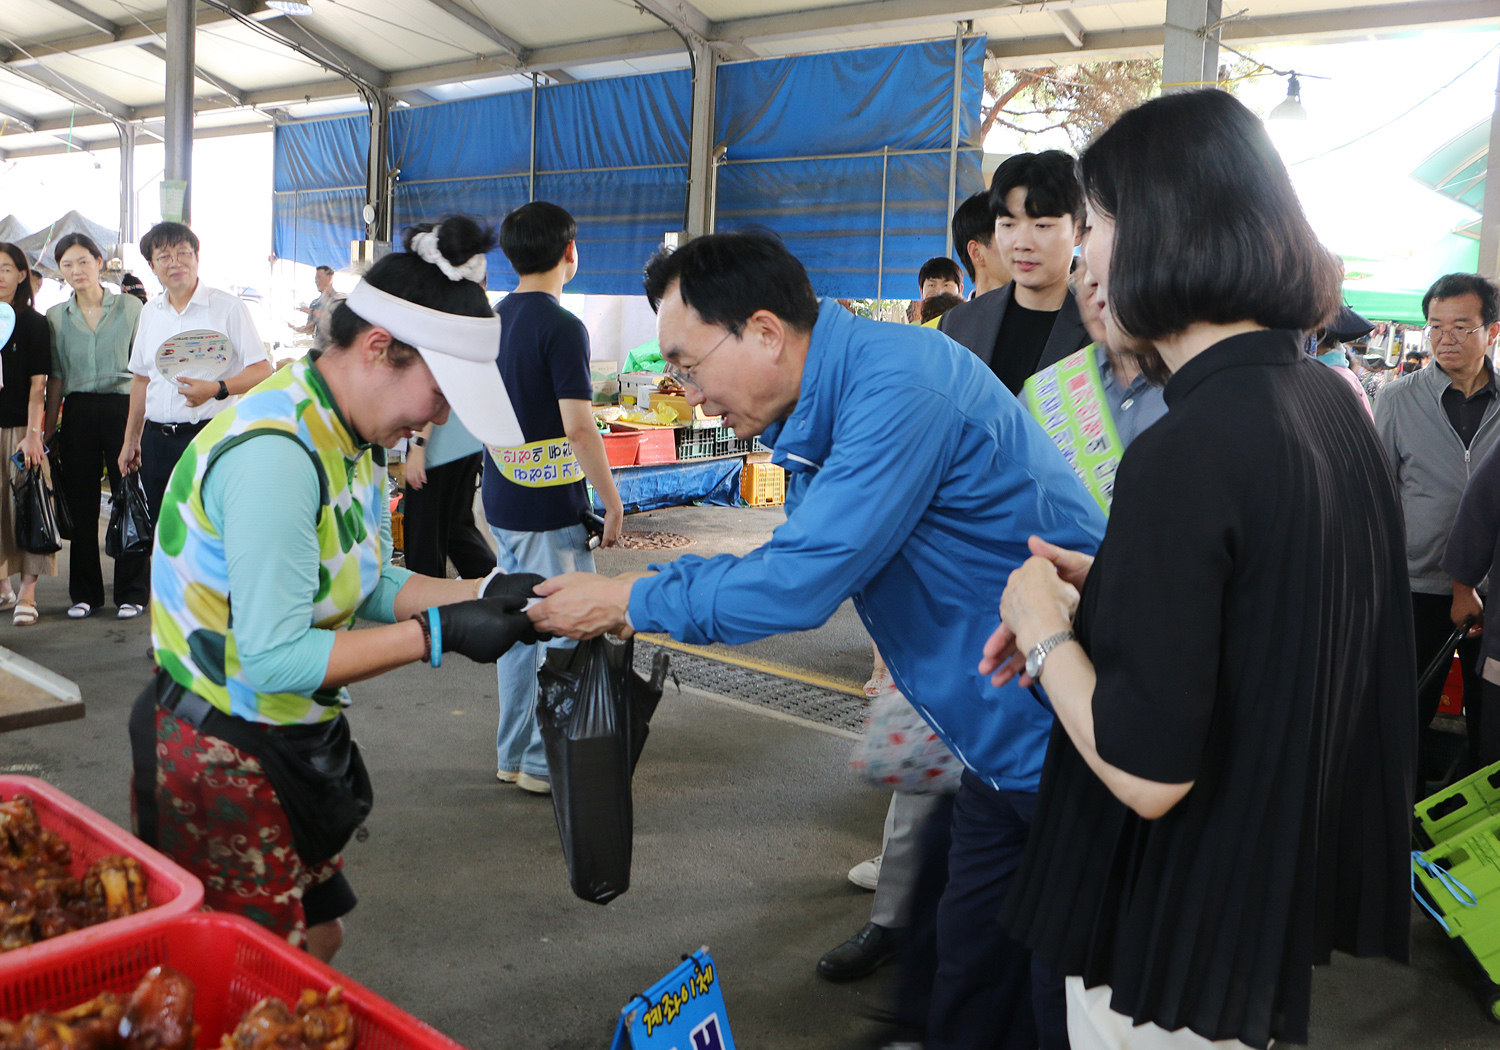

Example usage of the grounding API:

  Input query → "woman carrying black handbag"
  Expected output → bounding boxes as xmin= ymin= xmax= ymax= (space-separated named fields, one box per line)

xmin=0 ymin=243 xmax=56 ymax=626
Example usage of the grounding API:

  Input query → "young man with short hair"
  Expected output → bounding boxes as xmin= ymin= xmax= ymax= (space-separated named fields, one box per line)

xmin=484 ymin=202 xmax=624 ymax=795
xmin=917 ymin=257 xmax=963 ymax=302
xmin=1378 ymin=272 xmax=1500 ymax=777
xmin=118 ymin=222 xmax=272 ymax=616
xmin=950 ymin=191 xmax=1010 ymax=299
xmin=939 ymin=152 xmax=1090 ymax=395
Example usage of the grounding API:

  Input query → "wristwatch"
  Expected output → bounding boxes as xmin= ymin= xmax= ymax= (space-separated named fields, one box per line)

xmin=411 ymin=436 xmax=427 ymax=448
xmin=214 ymin=380 xmax=229 ymax=401
xmin=1025 ymin=630 xmax=1076 ymax=681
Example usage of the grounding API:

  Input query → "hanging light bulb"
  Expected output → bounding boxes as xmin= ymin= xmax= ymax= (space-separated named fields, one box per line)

xmin=1269 ymin=74 xmax=1307 ymax=121
xmin=267 ymin=1 xmax=314 ymax=14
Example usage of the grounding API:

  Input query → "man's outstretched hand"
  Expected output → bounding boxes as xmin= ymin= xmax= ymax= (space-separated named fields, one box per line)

xmin=528 ymin=572 xmax=644 ymax=639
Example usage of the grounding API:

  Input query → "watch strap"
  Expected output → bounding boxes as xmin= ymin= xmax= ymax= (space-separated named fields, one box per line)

xmin=1027 ymin=629 xmax=1076 ymax=678
xmin=215 ymin=380 xmax=229 ymax=400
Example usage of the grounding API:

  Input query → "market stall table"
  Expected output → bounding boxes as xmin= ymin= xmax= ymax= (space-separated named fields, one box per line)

xmin=0 ymin=643 xmax=83 ymax=732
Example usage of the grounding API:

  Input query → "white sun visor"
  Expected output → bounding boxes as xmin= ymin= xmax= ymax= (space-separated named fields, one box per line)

xmin=344 ymin=280 xmax=522 ymax=447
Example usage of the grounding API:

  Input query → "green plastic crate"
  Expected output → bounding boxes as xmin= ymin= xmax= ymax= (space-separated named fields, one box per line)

xmin=1412 ymin=810 xmax=1500 ymax=1022
xmin=1417 ymin=759 xmax=1500 ymax=849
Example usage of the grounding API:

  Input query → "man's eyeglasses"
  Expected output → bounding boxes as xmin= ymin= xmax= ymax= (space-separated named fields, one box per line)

xmin=663 ymin=329 xmax=733 ymax=392
xmin=152 ymin=249 xmax=196 ymax=267
xmin=1424 ymin=323 xmax=1487 ymax=344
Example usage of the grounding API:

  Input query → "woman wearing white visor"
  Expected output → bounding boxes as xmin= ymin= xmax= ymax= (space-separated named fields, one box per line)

xmin=128 ymin=216 xmax=543 ymax=960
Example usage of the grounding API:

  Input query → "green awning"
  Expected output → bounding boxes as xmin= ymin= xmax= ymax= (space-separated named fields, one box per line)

xmin=1412 ymin=118 xmax=1488 ymax=211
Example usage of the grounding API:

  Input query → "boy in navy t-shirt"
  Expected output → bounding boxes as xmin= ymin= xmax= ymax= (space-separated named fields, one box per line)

xmin=483 ymin=202 xmax=624 ymax=793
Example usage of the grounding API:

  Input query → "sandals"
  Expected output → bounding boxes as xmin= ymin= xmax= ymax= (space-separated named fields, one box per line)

xmin=12 ymin=602 xmax=37 ymax=627
xmin=67 ymin=603 xmax=93 ymax=619
xmin=117 ymin=604 xmax=144 ymax=620
xmin=0 ymin=592 xmax=15 ymax=612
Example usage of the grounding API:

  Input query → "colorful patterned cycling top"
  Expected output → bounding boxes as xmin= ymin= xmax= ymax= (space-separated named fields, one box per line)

xmin=150 ymin=359 xmax=386 ymax=725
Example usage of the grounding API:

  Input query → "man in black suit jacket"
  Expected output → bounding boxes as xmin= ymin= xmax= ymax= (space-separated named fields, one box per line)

xmin=939 ymin=150 xmax=1089 ymax=395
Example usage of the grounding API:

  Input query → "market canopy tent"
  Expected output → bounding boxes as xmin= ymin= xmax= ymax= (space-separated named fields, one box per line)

xmin=0 ymin=215 xmax=29 ymax=244
xmin=0 ymin=2 xmax=1492 ymax=160
xmin=274 ymin=39 xmax=985 ymax=298
xmin=15 ymin=210 xmax=119 ymax=276
xmin=1342 ymin=233 xmax=1480 ymax=324
xmin=1414 ymin=117 xmax=1489 ymax=213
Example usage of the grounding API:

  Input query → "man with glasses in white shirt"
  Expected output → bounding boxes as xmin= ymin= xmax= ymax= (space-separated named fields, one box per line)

xmin=119 ymin=222 xmax=274 ymax=534
xmin=1374 ymin=272 xmax=1500 ymax=784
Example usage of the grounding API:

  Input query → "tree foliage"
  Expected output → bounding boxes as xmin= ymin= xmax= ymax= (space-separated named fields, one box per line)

xmin=983 ymin=57 xmax=1259 ymax=151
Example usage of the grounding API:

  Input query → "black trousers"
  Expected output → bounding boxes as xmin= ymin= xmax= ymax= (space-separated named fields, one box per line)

xmin=55 ymin=393 xmax=149 ymax=608
xmin=141 ymin=420 xmax=207 ymax=523
xmin=401 ymin=452 xmax=494 ymax=579
xmin=1413 ymin=591 xmax=1485 ymax=775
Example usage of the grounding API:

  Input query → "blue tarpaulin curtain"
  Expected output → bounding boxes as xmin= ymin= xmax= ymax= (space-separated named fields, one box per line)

xmin=715 ymin=36 xmax=987 ymax=298
xmin=271 ymin=38 xmax=985 ymax=298
xmin=273 ymin=115 xmax=368 ymax=272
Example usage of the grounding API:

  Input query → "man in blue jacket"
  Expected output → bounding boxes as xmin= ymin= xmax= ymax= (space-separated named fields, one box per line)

xmin=531 ymin=231 xmax=1105 ymax=1049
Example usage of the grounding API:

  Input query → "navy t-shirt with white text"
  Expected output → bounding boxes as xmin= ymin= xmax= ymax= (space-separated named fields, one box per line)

xmin=480 ymin=291 xmax=594 ymax=532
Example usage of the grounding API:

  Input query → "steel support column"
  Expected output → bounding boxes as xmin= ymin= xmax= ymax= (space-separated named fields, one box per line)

xmin=365 ymin=91 xmax=392 ymax=245
xmin=1163 ymin=0 xmax=1220 ymax=94
xmin=118 ymin=122 xmax=137 ymax=248
xmin=163 ymin=0 xmax=194 ymax=223
xmin=945 ymin=22 xmax=964 ymax=258
xmin=1480 ymin=59 xmax=1500 ymax=280
xmin=685 ymin=38 xmax=718 ymax=238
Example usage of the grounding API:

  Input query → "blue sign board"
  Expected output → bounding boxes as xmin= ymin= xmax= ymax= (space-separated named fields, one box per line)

xmin=610 ymin=949 xmax=736 ymax=1050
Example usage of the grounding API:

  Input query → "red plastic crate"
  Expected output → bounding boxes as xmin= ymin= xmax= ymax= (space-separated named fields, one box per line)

xmin=601 ymin=430 xmax=643 ymax=467
xmin=633 ymin=428 xmax=678 ymax=465
xmin=0 ymin=775 xmax=204 ymax=973
xmin=0 ymin=912 xmax=468 ymax=1050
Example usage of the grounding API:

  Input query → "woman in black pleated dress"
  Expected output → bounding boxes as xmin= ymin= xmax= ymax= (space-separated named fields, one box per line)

xmin=980 ymin=90 xmax=1416 ymax=1050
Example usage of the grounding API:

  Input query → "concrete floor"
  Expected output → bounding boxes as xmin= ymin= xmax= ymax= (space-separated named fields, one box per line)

xmin=1 ymin=506 xmax=1498 ymax=1048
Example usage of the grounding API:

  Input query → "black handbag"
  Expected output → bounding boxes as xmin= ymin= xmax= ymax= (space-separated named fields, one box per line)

xmin=47 ymin=447 xmax=73 ymax=541
xmin=13 ymin=465 xmax=62 ymax=555
xmin=105 ymin=472 xmax=153 ymax=559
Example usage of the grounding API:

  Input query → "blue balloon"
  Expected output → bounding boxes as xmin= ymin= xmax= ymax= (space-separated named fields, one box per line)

xmin=0 ymin=303 xmax=13 ymax=349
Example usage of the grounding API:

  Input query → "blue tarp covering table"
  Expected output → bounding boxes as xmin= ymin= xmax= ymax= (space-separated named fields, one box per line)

xmin=593 ymin=458 xmax=744 ymax=515
xmin=272 ymin=37 xmax=986 ymax=299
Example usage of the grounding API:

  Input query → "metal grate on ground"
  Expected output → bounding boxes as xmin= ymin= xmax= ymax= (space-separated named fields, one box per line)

xmin=633 ymin=640 xmax=865 ymax=735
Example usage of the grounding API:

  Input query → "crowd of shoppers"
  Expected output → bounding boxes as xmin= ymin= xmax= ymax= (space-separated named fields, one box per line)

xmin=5 ymin=79 xmax=1500 ymax=1050
xmin=529 ymin=87 xmax=1494 ymax=1050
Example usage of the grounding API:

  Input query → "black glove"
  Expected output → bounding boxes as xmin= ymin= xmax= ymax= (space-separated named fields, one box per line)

xmin=481 ymin=571 xmax=547 ymax=608
xmin=429 ymin=597 xmax=540 ymax=664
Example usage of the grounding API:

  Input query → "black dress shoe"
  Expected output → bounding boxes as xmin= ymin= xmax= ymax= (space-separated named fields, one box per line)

xmin=817 ymin=921 xmax=900 ymax=982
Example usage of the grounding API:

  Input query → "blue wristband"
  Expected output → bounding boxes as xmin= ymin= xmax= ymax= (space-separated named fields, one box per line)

xmin=427 ymin=607 xmax=442 ymax=668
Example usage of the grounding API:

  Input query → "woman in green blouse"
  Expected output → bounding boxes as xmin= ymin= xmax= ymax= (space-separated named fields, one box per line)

xmin=45 ymin=233 xmax=150 ymax=619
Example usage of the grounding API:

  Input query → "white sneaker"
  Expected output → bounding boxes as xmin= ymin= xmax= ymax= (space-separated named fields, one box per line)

xmin=496 ymin=769 xmax=519 ymax=783
xmin=516 ymin=772 xmax=551 ymax=795
xmin=848 ymin=855 xmax=881 ymax=891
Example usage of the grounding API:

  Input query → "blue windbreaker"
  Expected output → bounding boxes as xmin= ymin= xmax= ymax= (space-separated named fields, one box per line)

xmin=630 ymin=300 xmax=1106 ymax=791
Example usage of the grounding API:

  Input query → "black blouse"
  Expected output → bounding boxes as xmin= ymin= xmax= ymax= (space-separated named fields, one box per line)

xmin=999 ymin=330 xmax=1415 ymax=1049
xmin=0 ymin=306 xmax=50 ymax=429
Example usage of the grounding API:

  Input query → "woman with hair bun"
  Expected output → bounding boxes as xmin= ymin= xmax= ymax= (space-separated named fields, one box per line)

xmin=128 ymin=215 xmax=543 ymax=960
xmin=45 ymin=232 xmax=150 ymax=621
xmin=984 ymin=90 xmax=1415 ymax=1049
xmin=0 ymin=242 xmax=56 ymax=624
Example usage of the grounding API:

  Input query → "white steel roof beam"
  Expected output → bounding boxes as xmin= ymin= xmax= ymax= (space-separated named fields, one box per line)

xmin=137 ymin=43 xmax=248 ymax=106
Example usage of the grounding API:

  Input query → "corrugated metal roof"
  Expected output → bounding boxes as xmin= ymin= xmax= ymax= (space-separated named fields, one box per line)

xmin=0 ymin=0 xmax=1492 ymax=157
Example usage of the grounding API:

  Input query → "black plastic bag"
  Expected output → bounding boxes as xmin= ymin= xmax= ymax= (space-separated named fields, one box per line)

xmin=105 ymin=472 xmax=153 ymax=559
xmin=47 ymin=448 xmax=73 ymax=541
xmin=13 ymin=466 xmax=62 ymax=555
xmin=537 ymin=637 xmax=669 ymax=904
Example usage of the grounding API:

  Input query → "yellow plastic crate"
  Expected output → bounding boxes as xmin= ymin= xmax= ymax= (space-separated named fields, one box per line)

xmin=741 ymin=462 xmax=785 ymax=506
